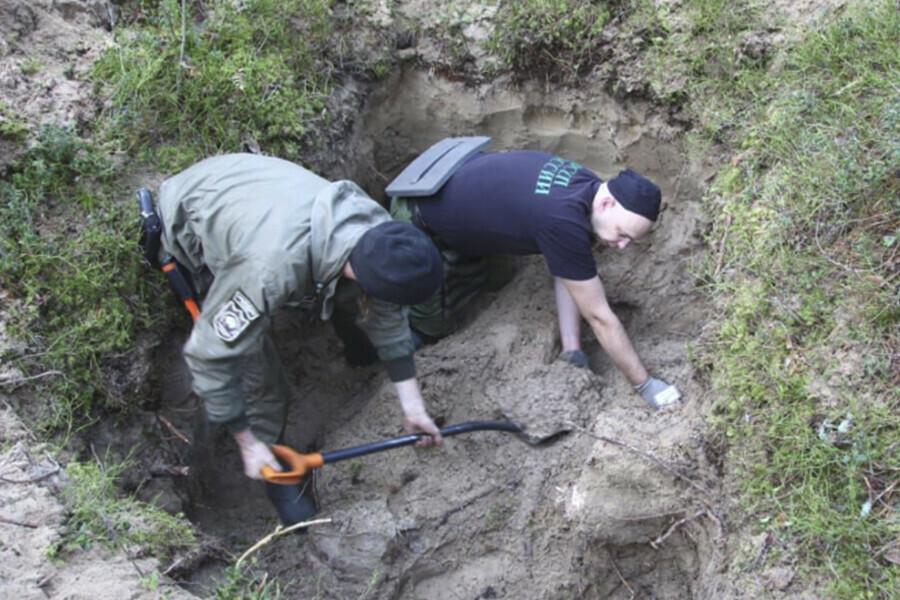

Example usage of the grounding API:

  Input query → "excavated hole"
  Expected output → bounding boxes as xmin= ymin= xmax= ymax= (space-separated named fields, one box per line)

xmin=147 ymin=66 xmax=718 ymax=599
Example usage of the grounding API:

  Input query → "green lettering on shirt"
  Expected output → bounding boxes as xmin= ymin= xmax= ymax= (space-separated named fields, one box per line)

xmin=534 ymin=157 xmax=582 ymax=195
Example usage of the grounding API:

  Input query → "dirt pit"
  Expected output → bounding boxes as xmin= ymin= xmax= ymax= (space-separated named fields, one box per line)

xmin=138 ymin=68 xmax=722 ymax=599
xmin=0 ymin=2 xmax=733 ymax=598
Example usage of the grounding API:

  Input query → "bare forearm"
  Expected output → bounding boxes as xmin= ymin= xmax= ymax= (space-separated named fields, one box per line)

xmin=392 ymin=378 xmax=442 ymax=445
xmin=554 ymin=277 xmax=582 ymax=351
xmin=393 ymin=378 xmax=428 ymax=417
xmin=562 ymin=277 xmax=649 ymax=386
xmin=585 ymin=316 xmax=648 ymax=385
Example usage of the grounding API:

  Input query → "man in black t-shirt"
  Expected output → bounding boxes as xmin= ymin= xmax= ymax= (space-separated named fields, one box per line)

xmin=390 ymin=150 xmax=681 ymax=410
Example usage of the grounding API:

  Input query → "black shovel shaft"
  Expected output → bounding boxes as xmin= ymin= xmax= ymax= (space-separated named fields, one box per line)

xmin=320 ymin=420 xmax=522 ymax=464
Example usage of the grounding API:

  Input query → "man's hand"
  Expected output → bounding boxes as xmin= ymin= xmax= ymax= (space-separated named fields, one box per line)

xmin=404 ymin=412 xmax=444 ymax=448
xmin=394 ymin=377 xmax=443 ymax=448
xmin=233 ymin=428 xmax=281 ymax=479
xmin=635 ymin=377 xmax=682 ymax=409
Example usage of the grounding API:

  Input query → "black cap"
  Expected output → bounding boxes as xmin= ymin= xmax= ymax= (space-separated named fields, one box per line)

xmin=349 ymin=222 xmax=443 ymax=305
xmin=607 ymin=169 xmax=662 ymax=222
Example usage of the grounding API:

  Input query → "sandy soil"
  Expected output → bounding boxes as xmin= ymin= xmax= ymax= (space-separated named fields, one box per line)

xmin=0 ymin=0 xmax=843 ymax=598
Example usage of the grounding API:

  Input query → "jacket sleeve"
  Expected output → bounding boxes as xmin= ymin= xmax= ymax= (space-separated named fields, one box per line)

xmin=182 ymin=258 xmax=274 ymax=427
xmin=356 ymin=298 xmax=417 ymax=382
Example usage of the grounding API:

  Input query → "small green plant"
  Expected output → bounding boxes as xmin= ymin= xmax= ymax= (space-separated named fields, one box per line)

xmin=56 ymin=455 xmax=195 ymax=559
xmin=636 ymin=0 xmax=770 ymax=117
xmin=426 ymin=2 xmax=484 ymax=73
xmin=348 ymin=460 xmax=364 ymax=483
xmin=482 ymin=501 xmax=513 ymax=532
xmin=359 ymin=569 xmax=382 ymax=598
xmin=486 ymin=0 xmax=611 ymax=78
xmin=21 ymin=57 xmax=44 ymax=75
xmin=0 ymin=102 xmax=29 ymax=141
xmin=140 ymin=569 xmax=161 ymax=592
xmin=211 ymin=563 xmax=291 ymax=600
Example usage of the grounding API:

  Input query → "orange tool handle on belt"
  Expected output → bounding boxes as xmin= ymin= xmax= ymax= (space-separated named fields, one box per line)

xmin=137 ymin=188 xmax=200 ymax=322
xmin=261 ymin=445 xmax=325 ymax=484
xmin=161 ymin=260 xmax=200 ymax=321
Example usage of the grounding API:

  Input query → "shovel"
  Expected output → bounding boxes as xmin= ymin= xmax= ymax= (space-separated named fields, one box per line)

xmin=262 ymin=420 xmax=547 ymax=485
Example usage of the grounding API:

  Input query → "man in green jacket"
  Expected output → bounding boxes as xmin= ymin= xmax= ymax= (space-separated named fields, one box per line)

xmin=157 ymin=153 xmax=444 ymax=526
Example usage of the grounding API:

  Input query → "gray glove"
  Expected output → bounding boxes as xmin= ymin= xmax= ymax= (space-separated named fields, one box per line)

xmin=635 ymin=377 xmax=682 ymax=409
xmin=559 ymin=349 xmax=590 ymax=369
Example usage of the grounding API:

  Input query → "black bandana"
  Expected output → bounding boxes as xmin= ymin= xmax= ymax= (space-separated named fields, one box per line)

xmin=607 ymin=169 xmax=661 ymax=222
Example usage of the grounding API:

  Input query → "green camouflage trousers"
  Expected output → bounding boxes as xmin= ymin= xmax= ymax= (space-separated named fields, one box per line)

xmin=390 ymin=197 xmax=516 ymax=339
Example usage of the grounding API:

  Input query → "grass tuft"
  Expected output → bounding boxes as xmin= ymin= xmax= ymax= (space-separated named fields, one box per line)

xmin=92 ymin=0 xmax=395 ymax=171
xmin=92 ymin=0 xmax=336 ymax=170
xmin=54 ymin=454 xmax=195 ymax=560
xmin=486 ymin=0 xmax=611 ymax=78
xmin=211 ymin=563 xmax=292 ymax=600
xmin=0 ymin=102 xmax=30 ymax=141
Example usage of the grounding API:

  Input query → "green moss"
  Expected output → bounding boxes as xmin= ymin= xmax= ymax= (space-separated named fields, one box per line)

xmin=0 ymin=125 xmax=171 ymax=429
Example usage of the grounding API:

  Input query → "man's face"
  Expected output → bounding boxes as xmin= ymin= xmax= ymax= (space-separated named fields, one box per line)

xmin=592 ymin=189 xmax=654 ymax=249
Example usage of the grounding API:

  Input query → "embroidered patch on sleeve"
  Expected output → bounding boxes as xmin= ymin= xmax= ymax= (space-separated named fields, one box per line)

xmin=213 ymin=290 xmax=261 ymax=343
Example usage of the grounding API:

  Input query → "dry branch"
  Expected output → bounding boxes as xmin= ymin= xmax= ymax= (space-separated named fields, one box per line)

xmin=0 ymin=514 xmax=39 ymax=528
xmin=610 ymin=557 xmax=636 ymax=598
xmin=650 ymin=509 xmax=708 ymax=549
xmin=149 ymin=464 xmax=190 ymax=477
xmin=157 ymin=414 xmax=192 ymax=445
xmin=0 ymin=370 xmax=64 ymax=386
xmin=0 ymin=460 xmax=61 ymax=484
xmin=236 ymin=518 xmax=333 ymax=567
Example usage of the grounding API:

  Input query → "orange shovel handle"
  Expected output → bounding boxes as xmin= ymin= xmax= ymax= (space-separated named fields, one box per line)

xmin=261 ymin=444 xmax=325 ymax=485
xmin=260 ymin=421 xmax=525 ymax=485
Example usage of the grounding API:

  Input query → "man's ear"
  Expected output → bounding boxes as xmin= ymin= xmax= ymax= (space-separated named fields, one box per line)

xmin=595 ymin=193 xmax=618 ymax=212
xmin=342 ymin=260 xmax=356 ymax=280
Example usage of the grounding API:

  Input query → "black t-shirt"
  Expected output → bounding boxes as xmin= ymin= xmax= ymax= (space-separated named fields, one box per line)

xmin=417 ymin=150 xmax=600 ymax=281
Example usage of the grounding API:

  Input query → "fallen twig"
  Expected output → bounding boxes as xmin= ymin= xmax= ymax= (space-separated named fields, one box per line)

xmin=597 ymin=508 xmax=689 ymax=522
xmin=0 ymin=514 xmax=39 ymax=528
xmin=650 ymin=509 xmax=708 ymax=549
xmin=149 ymin=464 xmax=190 ymax=477
xmin=236 ymin=518 xmax=332 ymax=567
xmin=713 ymin=213 xmax=732 ymax=280
xmin=610 ymin=557 xmax=635 ymax=598
xmin=158 ymin=414 xmax=192 ymax=445
xmin=0 ymin=460 xmax=61 ymax=484
xmin=0 ymin=370 xmax=64 ymax=386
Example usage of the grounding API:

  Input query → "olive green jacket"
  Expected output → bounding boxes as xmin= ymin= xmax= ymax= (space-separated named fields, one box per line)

xmin=158 ymin=153 xmax=415 ymax=425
